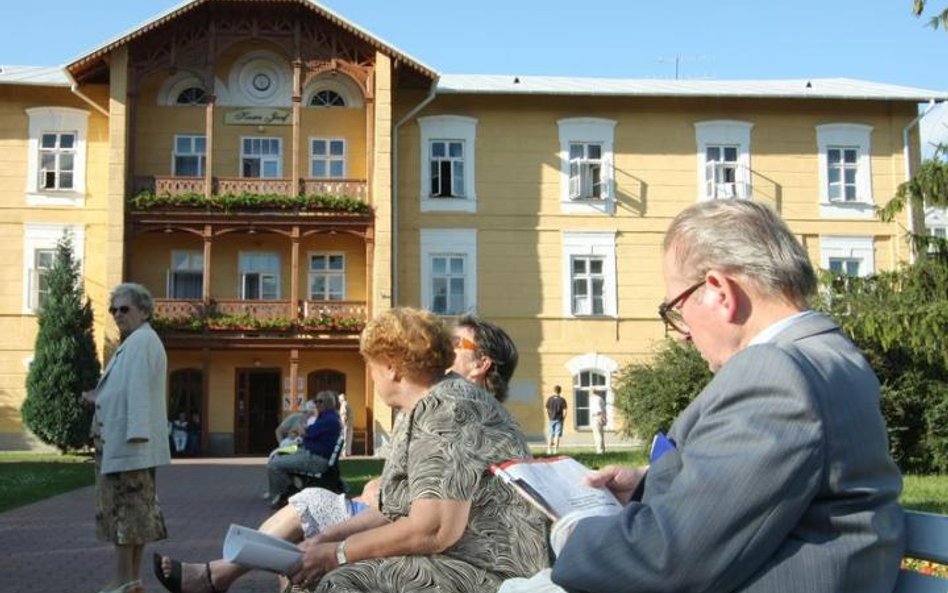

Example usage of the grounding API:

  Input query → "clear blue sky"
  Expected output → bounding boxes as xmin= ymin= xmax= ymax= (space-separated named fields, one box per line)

xmin=1 ymin=0 xmax=946 ymax=91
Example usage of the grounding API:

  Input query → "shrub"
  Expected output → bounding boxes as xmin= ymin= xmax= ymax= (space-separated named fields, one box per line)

xmin=612 ymin=339 xmax=712 ymax=442
xmin=21 ymin=234 xmax=100 ymax=452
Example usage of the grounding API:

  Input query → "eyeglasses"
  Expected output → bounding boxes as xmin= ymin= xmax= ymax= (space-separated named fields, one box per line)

xmin=108 ymin=305 xmax=131 ymax=315
xmin=451 ymin=335 xmax=478 ymax=351
xmin=658 ymin=280 xmax=706 ymax=336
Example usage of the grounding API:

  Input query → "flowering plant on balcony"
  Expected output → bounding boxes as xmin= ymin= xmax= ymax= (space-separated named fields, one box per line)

xmin=151 ymin=312 xmax=364 ymax=334
xmin=130 ymin=191 xmax=370 ymax=214
xmin=298 ymin=314 xmax=365 ymax=332
xmin=205 ymin=314 xmax=295 ymax=332
xmin=151 ymin=316 xmax=206 ymax=333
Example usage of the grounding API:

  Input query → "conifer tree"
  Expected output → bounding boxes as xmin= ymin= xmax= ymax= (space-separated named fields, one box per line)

xmin=21 ymin=233 xmax=100 ymax=452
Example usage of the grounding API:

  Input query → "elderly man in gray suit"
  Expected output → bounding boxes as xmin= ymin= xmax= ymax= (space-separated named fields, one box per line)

xmin=551 ymin=200 xmax=904 ymax=593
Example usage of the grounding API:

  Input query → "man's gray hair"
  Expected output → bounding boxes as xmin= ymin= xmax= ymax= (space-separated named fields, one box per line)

xmin=110 ymin=282 xmax=155 ymax=318
xmin=663 ymin=200 xmax=817 ymax=307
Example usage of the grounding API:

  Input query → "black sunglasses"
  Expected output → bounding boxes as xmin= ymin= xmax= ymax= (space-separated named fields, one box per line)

xmin=108 ymin=305 xmax=131 ymax=315
xmin=657 ymin=280 xmax=705 ymax=335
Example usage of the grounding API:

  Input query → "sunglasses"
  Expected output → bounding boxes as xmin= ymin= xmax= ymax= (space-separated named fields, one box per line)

xmin=108 ymin=305 xmax=132 ymax=315
xmin=658 ymin=280 xmax=705 ymax=336
xmin=451 ymin=335 xmax=478 ymax=351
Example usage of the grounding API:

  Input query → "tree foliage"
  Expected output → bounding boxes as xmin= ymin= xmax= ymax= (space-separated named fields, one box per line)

xmin=21 ymin=234 xmax=101 ymax=452
xmin=612 ymin=340 xmax=712 ymax=442
xmin=913 ymin=0 xmax=948 ymax=30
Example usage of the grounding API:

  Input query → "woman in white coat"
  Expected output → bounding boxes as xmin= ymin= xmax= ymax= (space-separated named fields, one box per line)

xmin=85 ymin=283 xmax=170 ymax=593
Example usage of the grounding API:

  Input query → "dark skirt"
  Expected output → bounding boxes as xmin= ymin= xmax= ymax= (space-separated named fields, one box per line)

xmin=94 ymin=448 xmax=168 ymax=545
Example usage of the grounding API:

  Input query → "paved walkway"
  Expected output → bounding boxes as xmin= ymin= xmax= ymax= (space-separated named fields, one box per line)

xmin=0 ymin=458 xmax=283 ymax=593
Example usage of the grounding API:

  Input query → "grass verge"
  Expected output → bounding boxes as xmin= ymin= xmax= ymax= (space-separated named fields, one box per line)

xmin=0 ymin=452 xmax=94 ymax=513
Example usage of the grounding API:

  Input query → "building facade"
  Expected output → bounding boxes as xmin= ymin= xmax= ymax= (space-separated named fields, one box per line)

xmin=1 ymin=0 xmax=944 ymax=453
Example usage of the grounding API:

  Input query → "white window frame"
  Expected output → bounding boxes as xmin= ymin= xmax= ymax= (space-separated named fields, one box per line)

xmin=241 ymin=137 xmax=282 ymax=179
xmin=167 ymin=250 xmax=204 ymax=299
xmin=22 ymin=223 xmax=85 ymax=314
xmin=172 ymin=135 xmax=207 ymax=177
xmin=694 ymin=120 xmax=753 ymax=201
xmin=816 ymin=123 xmax=874 ymax=218
xmin=566 ymin=353 xmax=618 ymax=430
xmin=562 ymin=231 xmax=617 ymax=318
xmin=420 ymin=229 xmax=477 ymax=314
xmin=418 ymin=116 xmax=478 ymax=213
xmin=25 ymin=107 xmax=89 ymax=206
xmin=302 ymin=75 xmax=364 ymax=109
xmin=819 ymin=236 xmax=875 ymax=277
xmin=309 ymin=138 xmax=347 ymax=179
xmin=157 ymin=71 xmax=211 ymax=106
xmin=925 ymin=206 xmax=948 ymax=252
xmin=558 ymin=118 xmax=617 ymax=214
xmin=307 ymin=252 xmax=346 ymax=301
xmin=238 ymin=252 xmax=281 ymax=300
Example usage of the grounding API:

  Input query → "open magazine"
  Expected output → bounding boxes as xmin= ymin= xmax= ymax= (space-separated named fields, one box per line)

xmin=222 ymin=523 xmax=302 ymax=575
xmin=490 ymin=456 xmax=623 ymax=521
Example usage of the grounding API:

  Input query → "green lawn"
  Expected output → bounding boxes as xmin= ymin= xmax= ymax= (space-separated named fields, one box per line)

xmin=1 ymin=451 xmax=945 ymax=516
xmin=0 ymin=452 xmax=94 ymax=513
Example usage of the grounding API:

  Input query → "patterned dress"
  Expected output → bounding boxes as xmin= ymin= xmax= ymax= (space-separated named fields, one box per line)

xmin=314 ymin=375 xmax=549 ymax=593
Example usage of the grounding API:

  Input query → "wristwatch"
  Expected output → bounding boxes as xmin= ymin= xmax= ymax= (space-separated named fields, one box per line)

xmin=335 ymin=539 xmax=348 ymax=566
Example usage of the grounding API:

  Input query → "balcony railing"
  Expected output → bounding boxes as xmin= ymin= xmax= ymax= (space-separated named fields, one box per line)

xmin=301 ymin=179 xmax=368 ymax=200
xmin=152 ymin=298 xmax=367 ymax=335
xmin=134 ymin=176 xmax=368 ymax=200
xmin=217 ymin=177 xmax=297 ymax=196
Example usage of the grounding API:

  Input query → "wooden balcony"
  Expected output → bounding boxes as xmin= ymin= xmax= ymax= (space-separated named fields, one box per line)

xmin=133 ymin=176 xmax=368 ymax=201
xmin=151 ymin=298 xmax=367 ymax=343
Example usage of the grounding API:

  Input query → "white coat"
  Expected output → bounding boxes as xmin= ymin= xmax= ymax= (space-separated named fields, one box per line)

xmin=92 ymin=322 xmax=171 ymax=474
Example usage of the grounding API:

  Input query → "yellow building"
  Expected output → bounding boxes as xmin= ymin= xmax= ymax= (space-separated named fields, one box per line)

xmin=1 ymin=0 xmax=944 ymax=453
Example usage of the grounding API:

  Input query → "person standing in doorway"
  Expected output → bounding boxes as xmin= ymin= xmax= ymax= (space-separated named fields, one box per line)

xmin=545 ymin=385 xmax=567 ymax=455
xmin=337 ymin=393 xmax=354 ymax=457
xmin=591 ymin=390 xmax=607 ymax=454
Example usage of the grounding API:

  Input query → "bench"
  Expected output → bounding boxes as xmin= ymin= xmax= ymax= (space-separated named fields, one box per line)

xmin=894 ymin=510 xmax=948 ymax=593
xmin=286 ymin=433 xmax=347 ymax=497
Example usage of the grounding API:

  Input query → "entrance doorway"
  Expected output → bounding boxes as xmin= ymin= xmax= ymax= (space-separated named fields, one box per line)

xmin=306 ymin=369 xmax=346 ymax=400
xmin=234 ymin=369 xmax=281 ymax=455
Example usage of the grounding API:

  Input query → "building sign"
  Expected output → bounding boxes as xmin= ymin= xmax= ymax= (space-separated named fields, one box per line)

xmin=225 ymin=108 xmax=292 ymax=126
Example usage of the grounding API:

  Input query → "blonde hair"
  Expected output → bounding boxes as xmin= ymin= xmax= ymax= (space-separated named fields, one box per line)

xmin=359 ymin=307 xmax=455 ymax=384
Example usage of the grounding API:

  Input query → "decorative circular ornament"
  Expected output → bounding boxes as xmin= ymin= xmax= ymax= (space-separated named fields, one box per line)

xmin=252 ymin=73 xmax=272 ymax=93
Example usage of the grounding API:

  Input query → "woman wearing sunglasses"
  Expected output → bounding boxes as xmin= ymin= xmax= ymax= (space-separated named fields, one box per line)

xmin=84 ymin=282 xmax=170 ymax=593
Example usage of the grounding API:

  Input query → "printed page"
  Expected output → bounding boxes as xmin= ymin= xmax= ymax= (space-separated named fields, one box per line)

xmin=222 ymin=523 xmax=302 ymax=574
xmin=492 ymin=456 xmax=622 ymax=521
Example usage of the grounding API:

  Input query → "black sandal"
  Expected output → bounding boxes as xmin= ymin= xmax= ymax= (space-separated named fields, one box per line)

xmin=153 ymin=554 xmax=226 ymax=593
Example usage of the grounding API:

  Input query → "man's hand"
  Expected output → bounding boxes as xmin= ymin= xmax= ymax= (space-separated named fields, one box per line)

xmin=290 ymin=536 xmax=338 ymax=588
xmin=81 ymin=389 xmax=97 ymax=405
xmin=584 ymin=464 xmax=648 ymax=505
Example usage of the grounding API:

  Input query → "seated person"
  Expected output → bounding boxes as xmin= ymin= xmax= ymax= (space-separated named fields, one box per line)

xmin=549 ymin=200 xmax=904 ymax=593
xmin=154 ymin=307 xmax=547 ymax=593
xmin=266 ymin=391 xmax=340 ymax=508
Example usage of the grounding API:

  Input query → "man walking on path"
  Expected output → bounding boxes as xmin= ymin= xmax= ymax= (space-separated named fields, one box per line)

xmin=545 ymin=385 xmax=567 ymax=454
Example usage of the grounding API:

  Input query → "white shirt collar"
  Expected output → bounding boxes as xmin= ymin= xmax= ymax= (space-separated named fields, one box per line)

xmin=748 ymin=310 xmax=817 ymax=346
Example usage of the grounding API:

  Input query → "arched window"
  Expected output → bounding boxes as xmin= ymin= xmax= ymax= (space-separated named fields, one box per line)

xmin=310 ymin=90 xmax=346 ymax=107
xmin=176 ymin=87 xmax=208 ymax=105
xmin=573 ymin=370 xmax=607 ymax=428
xmin=307 ymin=369 xmax=346 ymax=400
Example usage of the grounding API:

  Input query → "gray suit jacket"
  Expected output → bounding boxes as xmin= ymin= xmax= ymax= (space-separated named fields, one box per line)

xmin=552 ymin=313 xmax=904 ymax=593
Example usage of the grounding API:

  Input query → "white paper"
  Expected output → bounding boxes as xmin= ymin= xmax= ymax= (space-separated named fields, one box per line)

xmin=492 ymin=457 xmax=622 ymax=521
xmin=222 ymin=523 xmax=302 ymax=574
